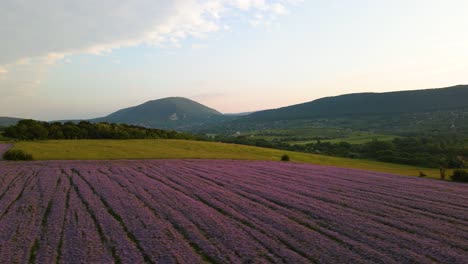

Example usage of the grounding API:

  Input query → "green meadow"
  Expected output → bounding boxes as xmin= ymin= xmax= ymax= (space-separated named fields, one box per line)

xmin=11 ymin=139 xmax=444 ymax=179
xmin=289 ymin=134 xmax=398 ymax=145
xmin=246 ymin=127 xmax=398 ymax=145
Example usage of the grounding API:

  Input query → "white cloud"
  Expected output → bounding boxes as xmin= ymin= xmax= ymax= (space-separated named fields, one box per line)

xmin=271 ymin=3 xmax=287 ymax=14
xmin=0 ymin=57 xmax=49 ymax=97
xmin=0 ymin=0 xmax=298 ymax=65
xmin=231 ymin=0 xmax=267 ymax=10
xmin=0 ymin=0 xmax=299 ymax=96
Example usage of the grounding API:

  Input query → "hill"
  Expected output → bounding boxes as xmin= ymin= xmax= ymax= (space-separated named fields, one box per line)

xmin=4 ymin=85 xmax=468 ymax=136
xmin=244 ymin=85 xmax=468 ymax=120
xmin=10 ymin=139 xmax=445 ymax=178
xmin=93 ymin=97 xmax=225 ymax=130
xmin=213 ymin=85 xmax=468 ymax=135
xmin=0 ymin=117 xmax=22 ymax=127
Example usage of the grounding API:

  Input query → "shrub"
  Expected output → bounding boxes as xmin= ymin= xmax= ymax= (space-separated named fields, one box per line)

xmin=451 ymin=170 xmax=468 ymax=183
xmin=3 ymin=149 xmax=33 ymax=161
xmin=281 ymin=154 xmax=290 ymax=162
xmin=439 ymin=167 xmax=446 ymax=180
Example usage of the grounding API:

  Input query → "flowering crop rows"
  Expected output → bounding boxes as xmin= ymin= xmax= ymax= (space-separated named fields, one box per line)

xmin=0 ymin=159 xmax=467 ymax=263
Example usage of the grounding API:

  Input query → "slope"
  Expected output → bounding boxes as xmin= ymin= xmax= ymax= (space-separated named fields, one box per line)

xmin=0 ymin=117 xmax=22 ymax=127
xmin=244 ymin=85 xmax=468 ymax=121
xmin=10 ymin=139 xmax=445 ymax=178
xmin=93 ymin=97 xmax=224 ymax=130
xmin=216 ymin=85 xmax=468 ymax=135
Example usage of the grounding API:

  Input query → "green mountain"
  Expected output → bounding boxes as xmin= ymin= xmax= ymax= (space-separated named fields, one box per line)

xmin=0 ymin=117 xmax=22 ymax=127
xmin=4 ymin=85 xmax=468 ymax=136
xmin=93 ymin=97 xmax=225 ymax=130
xmin=211 ymin=85 xmax=468 ymax=135
xmin=244 ymin=85 xmax=468 ymax=121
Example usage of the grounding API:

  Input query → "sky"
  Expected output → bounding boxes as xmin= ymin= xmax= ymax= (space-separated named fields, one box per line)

xmin=1 ymin=0 xmax=468 ymax=120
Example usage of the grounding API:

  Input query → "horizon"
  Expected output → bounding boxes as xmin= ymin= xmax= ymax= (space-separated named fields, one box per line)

xmin=1 ymin=1 xmax=468 ymax=120
xmin=3 ymin=83 xmax=467 ymax=121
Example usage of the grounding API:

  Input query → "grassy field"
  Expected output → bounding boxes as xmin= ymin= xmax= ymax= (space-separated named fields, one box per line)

xmin=247 ymin=128 xmax=398 ymax=145
xmin=289 ymin=134 xmax=398 ymax=145
xmin=11 ymin=139 xmax=444 ymax=179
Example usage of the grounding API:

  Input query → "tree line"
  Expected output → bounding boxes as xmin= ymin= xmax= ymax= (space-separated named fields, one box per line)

xmin=216 ymin=135 xmax=468 ymax=168
xmin=3 ymin=120 xmax=198 ymax=140
xmin=4 ymin=119 xmax=467 ymax=169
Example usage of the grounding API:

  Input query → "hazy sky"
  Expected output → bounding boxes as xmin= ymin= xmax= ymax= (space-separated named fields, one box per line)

xmin=1 ymin=0 xmax=468 ymax=120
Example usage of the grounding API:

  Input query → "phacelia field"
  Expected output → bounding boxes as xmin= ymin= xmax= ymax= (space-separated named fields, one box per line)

xmin=0 ymin=159 xmax=467 ymax=263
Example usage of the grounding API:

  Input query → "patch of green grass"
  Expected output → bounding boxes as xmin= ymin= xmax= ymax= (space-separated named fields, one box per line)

xmin=248 ymin=127 xmax=348 ymax=139
xmin=248 ymin=128 xmax=398 ymax=146
xmin=288 ymin=133 xmax=397 ymax=145
xmin=11 ymin=139 xmax=445 ymax=179
xmin=323 ymin=134 xmax=397 ymax=144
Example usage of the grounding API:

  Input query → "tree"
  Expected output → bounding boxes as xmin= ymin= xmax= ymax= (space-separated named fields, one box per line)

xmin=281 ymin=154 xmax=290 ymax=161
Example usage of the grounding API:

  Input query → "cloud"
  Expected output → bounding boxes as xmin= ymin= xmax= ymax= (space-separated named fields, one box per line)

xmin=271 ymin=3 xmax=287 ymax=14
xmin=0 ymin=0 xmax=298 ymax=65
xmin=0 ymin=57 xmax=48 ymax=97
xmin=0 ymin=0 xmax=300 ymax=96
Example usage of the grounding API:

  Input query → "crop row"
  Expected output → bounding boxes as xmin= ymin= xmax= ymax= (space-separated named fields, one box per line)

xmin=0 ymin=159 xmax=466 ymax=263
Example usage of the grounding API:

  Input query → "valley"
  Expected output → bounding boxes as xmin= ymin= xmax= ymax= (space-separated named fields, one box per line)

xmin=3 ymin=3 xmax=468 ymax=263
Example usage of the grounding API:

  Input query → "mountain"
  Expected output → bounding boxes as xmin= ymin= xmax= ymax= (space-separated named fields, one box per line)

xmin=212 ymin=85 xmax=468 ymax=135
xmin=93 ymin=97 xmax=225 ymax=130
xmin=243 ymin=85 xmax=468 ymax=121
xmin=0 ymin=117 xmax=22 ymax=127
xmin=6 ymin=85 xmax=468 ymax=135
xmin=223 ymin=112 xmax=255 ymax=117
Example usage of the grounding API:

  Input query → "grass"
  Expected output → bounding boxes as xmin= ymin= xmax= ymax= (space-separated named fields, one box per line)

xmin=323 ymin=134 xmax=397 ymax=144
xmin=288 ymin=133 xmax=397 ymax=145
xmin=0 ymin=138 xmax=12 ymax=143
xmin=248 ymin=127 xmax=349 ymax=140
xmin=248 ymin=128 xmax=398 ymax=146
xmin=11 ymin=139 xmax=445 ymax=179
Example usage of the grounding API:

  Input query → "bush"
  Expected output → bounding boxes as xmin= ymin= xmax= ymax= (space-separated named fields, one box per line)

xmin=3 ymin=149 xmax=33 ymax=161
xmin=451 ymin=170 xmax=468 ymax=183
xmin=439 ymin=167 xmax=446 ymax=180
xmin=281 ymin=154 xmax=290 ymax=161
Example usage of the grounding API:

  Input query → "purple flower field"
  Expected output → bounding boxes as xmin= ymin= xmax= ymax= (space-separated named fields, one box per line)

xmin=0 ymin=159 xmax=467 ymax=263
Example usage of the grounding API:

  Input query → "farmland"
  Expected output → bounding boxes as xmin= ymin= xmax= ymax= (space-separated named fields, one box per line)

xmin=11 ymin=140 xmax=445 ymax=178
xmin=0 ymin=159 xmax=467 ymax=263
xmin=243 ymin=127 xmax=397 ymax=145
xmin=0 ymin=143 xmax=11 ymax=158
xmin=288 ymin=134 xmax=397 ymax=145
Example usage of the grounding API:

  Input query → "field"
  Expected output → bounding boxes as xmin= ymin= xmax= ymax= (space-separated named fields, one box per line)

xmin=11 ymin=140 xmax=444 ymax=178
xmin=240 ymin=124 xmax=398 ymax=145
xmin=245 ymin=127 xmax=349 ymax=141
xmin=0 ymin=159 xmax=467 ymax=263
xmin=288 ymin=134 xmax=397 ymax=145
xmin=0 ymin=143 xmax=12 ymax=158
xmin=244 ymin=127 xmax=397 ymax=145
